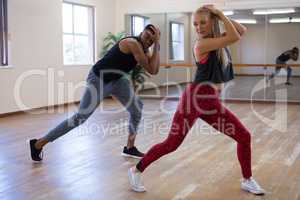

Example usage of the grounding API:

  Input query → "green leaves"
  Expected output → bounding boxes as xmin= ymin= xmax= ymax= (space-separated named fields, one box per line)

xmin=100 ymin=31 xmax=126 ymax=58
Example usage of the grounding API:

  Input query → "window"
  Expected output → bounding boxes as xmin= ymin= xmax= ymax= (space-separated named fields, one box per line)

xmin=170 ymin=22 xmax=184 ymax=61
xmin=0 ymin=0 xmax=8 ymax=66
xmin=131 ymin=15 xmax=150 ymax=36
xmin=63 ymin=2 xmax=95 ymax=65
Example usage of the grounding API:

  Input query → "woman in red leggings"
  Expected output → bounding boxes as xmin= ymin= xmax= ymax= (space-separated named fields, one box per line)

xmin=128 ymin=5 xmax=265 ymax=195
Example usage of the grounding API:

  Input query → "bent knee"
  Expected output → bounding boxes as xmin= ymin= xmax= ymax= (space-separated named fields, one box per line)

xmin=240 ymin=131 xmax=251 ymax=146
xmin=163 ymin=137 xmax=183 ymax=153
xmin=72 ymin=113 xmax=90 ymax=126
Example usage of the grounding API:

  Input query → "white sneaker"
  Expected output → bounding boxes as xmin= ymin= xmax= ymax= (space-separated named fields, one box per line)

xmin=241 ymin=177 xmax=265 ymax=195
xmin=128 ymin=167 xmax=146 ymax=192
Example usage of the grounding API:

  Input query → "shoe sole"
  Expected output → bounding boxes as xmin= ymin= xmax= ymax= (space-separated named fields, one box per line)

xmin=241 ymin=185 xmax=265 ymax=195
xmin=122 ymin=152 xmax=143 ymax=159
xmin=128 ymin=169 xmax=146 ymax=193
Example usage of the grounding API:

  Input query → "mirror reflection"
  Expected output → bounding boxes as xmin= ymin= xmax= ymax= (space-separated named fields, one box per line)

xmin=125 ymin=8 xmax=300 ymax=102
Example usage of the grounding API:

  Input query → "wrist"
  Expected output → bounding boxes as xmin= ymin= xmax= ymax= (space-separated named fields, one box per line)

xmin=154 ymin=42 xmax=160 ymax=51
xmin=218 ymin=12 xmax=227 ymax=20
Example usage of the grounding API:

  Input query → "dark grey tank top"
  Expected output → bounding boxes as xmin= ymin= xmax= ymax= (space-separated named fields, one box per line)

xmin=193 ymin=48 xmax=234 ymax=84
xmin=92 ymin=36 xmax=147 ymax=83
xmin=277 ymin=51 xmax=291 ymax=63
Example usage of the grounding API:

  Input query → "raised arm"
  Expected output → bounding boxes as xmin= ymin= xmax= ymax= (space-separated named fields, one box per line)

xmin=291 ymin=51 xmax=299 ymax=61
xmin=146 ymin=40 xmax=160 ymax=74
xmin=229 ymin=19 xmax=247 ymax=36
xmin=125 ymin=29 xmax=160 ymax=75
xmin=197 ymin=5 xmax=241 ymax=55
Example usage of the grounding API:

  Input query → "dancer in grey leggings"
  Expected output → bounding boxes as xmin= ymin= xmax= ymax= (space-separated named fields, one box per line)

xmin=30 ymin=24 xmax=161 ymax=161
xmin=269 ymin=47 xmax=298 ymax=85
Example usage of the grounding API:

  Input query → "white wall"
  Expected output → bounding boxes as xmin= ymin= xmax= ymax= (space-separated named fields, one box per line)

xmin=232 ymin=24 xmax=267 ymax=74
xmin=232 ymin=23 xmax=300 ymax=75
xmin=0 ymin=0 xmax=116 ymax=114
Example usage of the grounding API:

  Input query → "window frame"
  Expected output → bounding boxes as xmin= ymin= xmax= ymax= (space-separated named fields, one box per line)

xmin=130 ymin=15 xmax=150 ymax=36
xmin=62 ymin=1 xmax=96 ymax=66
xmin=0 ymin=0 xmax=8 ymax=67
xmin=169 ymin=21 xmax=185 ymax=62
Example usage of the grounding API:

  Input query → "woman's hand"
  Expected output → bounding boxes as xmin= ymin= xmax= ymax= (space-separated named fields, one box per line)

xmin=202 ymin=5 xmax=223 ymax=18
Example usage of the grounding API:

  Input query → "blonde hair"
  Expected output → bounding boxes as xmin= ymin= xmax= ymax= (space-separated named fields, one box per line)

xmin=194 ymin=7 xmax=230 ymax=67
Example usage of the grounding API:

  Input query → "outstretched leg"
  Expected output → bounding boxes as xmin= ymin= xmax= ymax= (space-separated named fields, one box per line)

xmin=200 ymin=101 xmax=252 ymax=179
xmin=136 ymin=84 xmax=199 ymax=172
xmin=30 ymin=71 xmax=112 ymax=161
xmin=269 ymin=66 xmax=281 ymax=81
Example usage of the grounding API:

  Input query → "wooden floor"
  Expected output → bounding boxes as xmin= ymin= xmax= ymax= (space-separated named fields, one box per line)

xmin=1 ymin=98 xmax=300 ymax=200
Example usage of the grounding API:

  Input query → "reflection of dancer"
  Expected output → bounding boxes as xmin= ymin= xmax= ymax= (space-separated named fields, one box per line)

xmin=128 ymin=5 xmax=265 ymax=195
xmin=29 ymin=24 xmax=161 ymax=161
xmin=269 ymin=47 xmax=299 ymax=85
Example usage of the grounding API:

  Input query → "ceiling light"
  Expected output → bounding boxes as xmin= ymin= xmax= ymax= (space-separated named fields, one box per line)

xmin=223 ymin=11 xmax=234 ymax=16
xmin=291 ymin=18 xmax=300 ymax=22
xmin=269 ymin=18 xmax=290 ymax=23
xmin=269 ymin=17 xmax=300 ymax=23
xmin=235 ymin=19 xmax=257 ymax=24
xmin=253 ymin=8 xmax=295 ymax=15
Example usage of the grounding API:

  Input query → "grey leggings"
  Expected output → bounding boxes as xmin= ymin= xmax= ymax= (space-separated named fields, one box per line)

xmin=42 ymin=70 xmax=143 ymax=142
xmin=269 ymin=59 xmax=292 ymax=83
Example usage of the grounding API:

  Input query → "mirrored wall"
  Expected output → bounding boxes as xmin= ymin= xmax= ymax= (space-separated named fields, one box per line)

xmin=125 ymin=8 xmax=300 ymax=102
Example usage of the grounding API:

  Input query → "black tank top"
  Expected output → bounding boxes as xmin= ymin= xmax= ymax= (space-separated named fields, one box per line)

xmin=277 ymin=52 xmax=290 ymax=62
xmin=193 ymin=48 xmax=234 ymax=84
xmin=92 ymin=36 xmax=146 ymax=83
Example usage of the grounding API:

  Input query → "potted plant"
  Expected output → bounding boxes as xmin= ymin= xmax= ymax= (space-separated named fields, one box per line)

xmin=100 ymin=31 xmax=127 ymax=58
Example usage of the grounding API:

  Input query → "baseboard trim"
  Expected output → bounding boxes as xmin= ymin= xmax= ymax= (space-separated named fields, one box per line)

xmin=0 ymin=101 xmax=78 ymax=118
